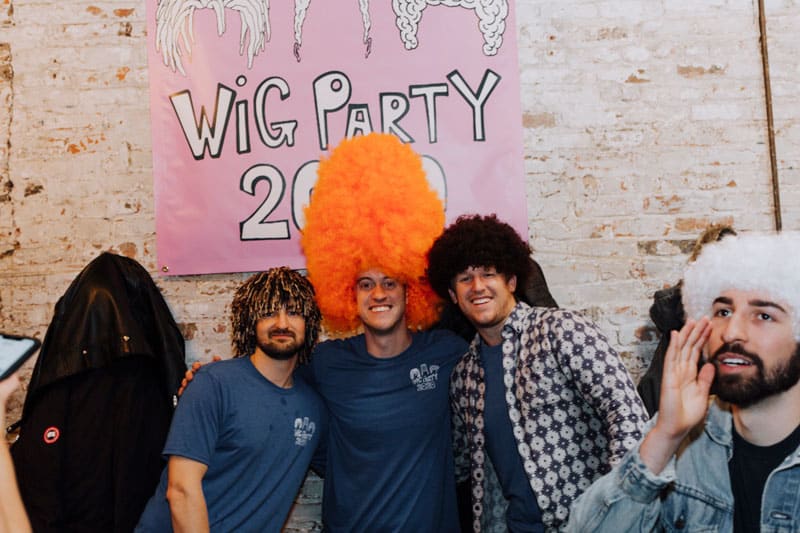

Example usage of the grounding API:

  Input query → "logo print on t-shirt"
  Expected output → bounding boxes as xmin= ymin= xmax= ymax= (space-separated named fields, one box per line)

xmin=294 ymin=416 xmax=316 ymax=446
xmin=409 ymin=363 xmax=440 ymax=391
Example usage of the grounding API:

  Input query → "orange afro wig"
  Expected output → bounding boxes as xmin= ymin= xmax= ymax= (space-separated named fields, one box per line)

xmin=300 ymin=133 xmax=445 ymax=336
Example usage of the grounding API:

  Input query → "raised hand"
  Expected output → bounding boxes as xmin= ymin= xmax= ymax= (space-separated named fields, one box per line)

xmin=177 ymin=356 xmax=222 ymax=397
xmin=640 ymin=318 xmax=714 ymax=474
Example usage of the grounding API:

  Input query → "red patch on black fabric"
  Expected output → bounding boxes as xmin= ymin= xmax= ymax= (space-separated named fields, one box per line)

xmin=43 ymin=427 xmax=60 ymax=444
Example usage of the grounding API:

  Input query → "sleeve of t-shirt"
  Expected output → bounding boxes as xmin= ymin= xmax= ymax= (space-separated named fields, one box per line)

xmin=162 ymin=368 xmax=224 ymax=466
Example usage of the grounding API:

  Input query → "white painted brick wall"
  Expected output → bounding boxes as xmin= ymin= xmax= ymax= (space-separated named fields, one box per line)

xmin=1 ymin=0 xmax=798 ymax=530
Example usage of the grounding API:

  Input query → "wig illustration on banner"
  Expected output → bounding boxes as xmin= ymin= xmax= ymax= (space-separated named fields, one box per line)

xmin=154 ymin=0 xmax=509 ymax=74
xmin=300 ymin=133 xmax=445 ymax=335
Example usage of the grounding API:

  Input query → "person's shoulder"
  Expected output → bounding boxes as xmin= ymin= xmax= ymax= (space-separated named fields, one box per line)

xmin=314 ymin=335 xmax=363 ymax=357
xmin=529 ymin=306 xmax=590 ymax=325
xmin=309 ymin=336 xmax=365 ymax=374
xmin=189 ymin=357 xmax=252 ymax=389
xmin=414 ymin=329 xmax=469 ymax=367
xmin=418 ymin=328 xmax=469 ymax=350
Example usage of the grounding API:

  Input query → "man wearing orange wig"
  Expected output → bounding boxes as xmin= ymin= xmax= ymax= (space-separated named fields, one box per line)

xmin=299 ymin=133 xmax=466 ymax=532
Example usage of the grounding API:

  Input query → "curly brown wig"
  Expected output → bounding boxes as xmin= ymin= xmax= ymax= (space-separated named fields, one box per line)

xmin=230 ymin=267 xmax=321 ymax=364
xmin=300 ymin=133 xmax=445 ymax=335
xmin=426 ymin=214 xmax=533 ymax=301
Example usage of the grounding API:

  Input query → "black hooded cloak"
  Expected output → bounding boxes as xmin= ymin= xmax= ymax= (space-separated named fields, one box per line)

xmin=11 ymin=252 xmax=186 ymax=532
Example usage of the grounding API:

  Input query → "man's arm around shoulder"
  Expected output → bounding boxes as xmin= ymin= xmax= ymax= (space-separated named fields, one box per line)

xmin=166 ymin=456 xmax=209 ymax=533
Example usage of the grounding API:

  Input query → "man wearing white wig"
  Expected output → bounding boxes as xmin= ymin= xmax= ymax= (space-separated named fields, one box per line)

xmin=567 ymin=231 xmax=800 ymax=532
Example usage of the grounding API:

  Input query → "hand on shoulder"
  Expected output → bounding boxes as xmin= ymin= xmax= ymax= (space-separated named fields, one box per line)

xmin=177 ymin=356 xmax=222 ymax=397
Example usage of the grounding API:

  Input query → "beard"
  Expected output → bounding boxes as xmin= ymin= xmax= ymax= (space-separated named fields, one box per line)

xmin=256 ymin=329 xmax=302 ymax=361
xmin=709 ymin=342 xmax=800 ymax=408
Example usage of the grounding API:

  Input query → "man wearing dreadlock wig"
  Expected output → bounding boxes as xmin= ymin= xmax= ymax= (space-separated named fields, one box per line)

xmin=298 ymin=132 xmax=467 ymax=532
xmin=568 ymin=232 xmax=800 ymax=532
xmin=137 ymin=268 xmax=327 ymax=532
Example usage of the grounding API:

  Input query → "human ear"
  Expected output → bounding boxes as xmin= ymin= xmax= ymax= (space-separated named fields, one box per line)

xmin=448 ymin=288 xmax=458 ymax=304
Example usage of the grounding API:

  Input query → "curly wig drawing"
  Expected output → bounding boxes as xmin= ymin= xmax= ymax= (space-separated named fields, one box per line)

xmin=230 ymin=267 xmax=321 ymax=364
xmin=426 ymin=214 xmax=533 ymax=301
xmin=300 ymin=133 xmax=445 ymax=335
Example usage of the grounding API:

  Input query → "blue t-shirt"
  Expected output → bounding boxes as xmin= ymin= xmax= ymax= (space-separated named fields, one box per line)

xmin=136 ymin=356 xmax=326 ymax=532
xmin=305 ymin=329 xmax=466 ymax=532
xmin=481 ymin=341 xmax=544 ymax=533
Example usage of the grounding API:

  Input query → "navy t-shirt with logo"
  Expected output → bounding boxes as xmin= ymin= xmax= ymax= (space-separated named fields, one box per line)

xmin=306 ymin=330 xmax=466 ymax=532
xmin=136 ymin=356 xmax=326 ymax=532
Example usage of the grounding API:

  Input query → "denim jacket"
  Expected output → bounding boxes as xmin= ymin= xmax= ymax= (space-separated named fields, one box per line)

xmin=566 ymin=399 xmax=800 ymax=532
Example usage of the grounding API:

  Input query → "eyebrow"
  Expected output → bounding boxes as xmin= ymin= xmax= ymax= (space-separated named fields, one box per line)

xmin=712 ymin=296 xmax=787 ymax=313
xmin=749 ymin=299 xmax=788 ymax=313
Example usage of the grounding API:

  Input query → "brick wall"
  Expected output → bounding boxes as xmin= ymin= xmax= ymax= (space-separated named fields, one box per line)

xmin=1 ymin=0 xmax=798 ymax=529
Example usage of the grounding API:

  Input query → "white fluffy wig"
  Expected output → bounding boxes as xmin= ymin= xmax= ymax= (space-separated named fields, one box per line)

xmin=682 ymin=231 xmax=800 ymax=339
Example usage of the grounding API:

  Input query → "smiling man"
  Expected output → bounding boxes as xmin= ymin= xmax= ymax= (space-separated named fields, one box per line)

xmin=567 ymin=232 xmax=800 ymax=532
xmin=426 ymin=214 xmax=648 ymax=531
xmin=136 ymin=268 xmax=326 ymax=532
xmin=299 ymin=133 xmax=466 ymax=532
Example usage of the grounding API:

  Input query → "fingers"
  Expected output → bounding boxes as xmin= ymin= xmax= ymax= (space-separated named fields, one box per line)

xmin=696 ymin=362 xmax=716 ymax=397
xmin=0 ymin=373 xmax=21 ymax=406
xmin=177 ymin=358 xmax=222 ymax=398
xmin=686 ymin=319 xmax=711 ymax=368
xmin=664 ymin=317 xmax=712 ymax=378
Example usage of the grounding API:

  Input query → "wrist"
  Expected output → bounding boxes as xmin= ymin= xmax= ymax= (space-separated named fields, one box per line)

xmin=639 ymin=425 xmax=685 ymax=476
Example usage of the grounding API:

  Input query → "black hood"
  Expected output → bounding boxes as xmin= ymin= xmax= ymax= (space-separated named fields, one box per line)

xmin=649 ymin=283 xmax=684 ymax=334
xmin=24 ymin=253 xmax=186 ymax=414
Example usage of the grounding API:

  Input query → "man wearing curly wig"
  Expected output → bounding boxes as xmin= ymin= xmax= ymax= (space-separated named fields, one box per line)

xmin=137 ymin=268 xmax=326 ymax=532
xmin=568 ymin=232 xmax=800 ymax=532
xmin=299 ymin=133 xmax=467 ymax=532
xmin=426 ymin=214 xmax=648 ymax=531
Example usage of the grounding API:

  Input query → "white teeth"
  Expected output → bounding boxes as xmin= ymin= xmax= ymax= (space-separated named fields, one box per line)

xmin=371 ymin=305 xmax=390 ymax=312
xmin=722 ymin=357 xmax=750 ymax=366
xmin=472 ymin=297 xmax=490 ymax=304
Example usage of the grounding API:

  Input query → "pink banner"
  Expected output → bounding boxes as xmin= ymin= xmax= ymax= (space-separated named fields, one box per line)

xmin=146 ymin=0 xmax=527 ymax=276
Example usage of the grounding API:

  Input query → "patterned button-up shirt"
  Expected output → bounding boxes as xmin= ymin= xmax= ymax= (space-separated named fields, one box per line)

xmin=451 ymin=302 xmax=649 ymax=531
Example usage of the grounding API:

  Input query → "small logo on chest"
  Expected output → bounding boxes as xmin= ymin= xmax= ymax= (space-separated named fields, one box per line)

xmin=294 ymin=417 xmax=316 ymax=446
xmin=409 ymin=363 xmax=440 ymax=391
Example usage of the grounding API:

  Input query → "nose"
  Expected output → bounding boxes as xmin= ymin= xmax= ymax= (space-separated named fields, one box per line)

xmin=721 ymin=312 xmax=747 ymax=344
xmin=470 ymin=276 xmax=487 ymax=293
xmin=275 ymin=309 xmax=290 ymax=328
xmin=371 ymin=284 xmax=387 ymax=300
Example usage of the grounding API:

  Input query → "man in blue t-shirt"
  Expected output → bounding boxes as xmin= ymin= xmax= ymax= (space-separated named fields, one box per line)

xmin=136 ymin=268 xmax=326 ymax=532
xmin=299 ymin=133 xmax=466 ymax=531
xmin=302 ymin=272 xmax=466 ymax=531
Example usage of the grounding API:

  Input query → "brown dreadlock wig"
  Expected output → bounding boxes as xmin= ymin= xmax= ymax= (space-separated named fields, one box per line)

xmin=230 ymin=267 xmax=321 ymax=364
xmin=426 ymin=214 xmax=534 ymax=301
xmin=300 ymin=133 xmax=445 ymax=336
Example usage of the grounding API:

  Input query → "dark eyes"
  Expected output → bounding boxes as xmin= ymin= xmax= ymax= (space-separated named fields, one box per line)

xmin=356 ymin=279 xmax=397 ymax=291
xmin=357 ymin=280 xmax=374 ymax=291
xmin=713 ymin=308 xmax=774 ymax=321
xmin=264 ymin=308 xmax=301 ymax=318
